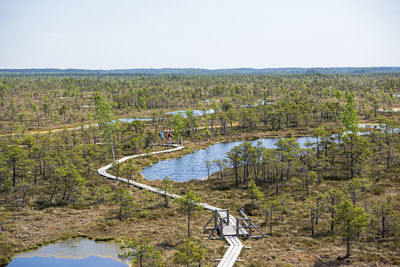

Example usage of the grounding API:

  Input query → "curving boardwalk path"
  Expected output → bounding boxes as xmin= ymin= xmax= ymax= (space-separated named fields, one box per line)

xmin=97 ymin=144 xmax=243 ymax=267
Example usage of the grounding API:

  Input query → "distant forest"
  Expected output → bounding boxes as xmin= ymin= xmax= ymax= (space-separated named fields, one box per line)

xmin=1 ymin=67 xmax=400 ymax=76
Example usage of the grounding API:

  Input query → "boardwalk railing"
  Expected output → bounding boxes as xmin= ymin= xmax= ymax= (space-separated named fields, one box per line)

xmin=97 ymin=144 xmax=243 ymax=267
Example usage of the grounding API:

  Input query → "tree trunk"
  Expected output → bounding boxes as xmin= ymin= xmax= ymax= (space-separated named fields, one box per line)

xmin=21 ymin=185 xmax=26 ymax=208
xmin=34 ymin=165 xmax=37 ymax=184
xmin=269 ymin=208 xmax=273 ymax=234
xmin=187 ymin=210 xmax=191 ymax=238
xmin=164 ymin=193 xmax=169 ymax=208
xmin=49 ymin=187 xmax=57 ymax=202
xmin=234 ymin=166 xmax=238 ymax=185
xmin=61 ymin=184 xmax=67 ymax=201
xmin=275 ymin=165 xmax=279 ymax=194
xmin=66 ymin=191 xmax=71 ymax=202
xmin=306 ymin=173 xmax=309 ymax=197
xmin=111 ymin=135 xmax=116 ymax=163
xmin=286 ymin=163 xmax=290 ymax=180
xmin=119 ymin=205 xmax=123 ymax=220
xmin=310 ymin=209 xmax=314 ymax=236
xmin=12 ymin=163 xmax=16 ymax=187
xmin=350 ymin=139 xmax=354 ymax=178
xmin=386 ymin=141 xmax=391 ymax=171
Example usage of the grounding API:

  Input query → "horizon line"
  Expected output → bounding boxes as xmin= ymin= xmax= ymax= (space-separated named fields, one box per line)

xmin=1 ymin=66 xmax=400 ymax=71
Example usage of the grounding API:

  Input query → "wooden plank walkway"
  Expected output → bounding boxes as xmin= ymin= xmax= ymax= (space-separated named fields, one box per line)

xmin=97 ymin=144 xmax=243 ymax=267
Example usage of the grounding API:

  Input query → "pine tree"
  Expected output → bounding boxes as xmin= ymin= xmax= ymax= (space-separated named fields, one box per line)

xmin=94 ymin=93 xmax=118 ymax=162
xmin=247 ymin=179 xmax=264 ymax=205
xmin=334 ymin=200 xmax=369 ymax=257
xmin=177 ymin=190 xmax=203 ymax=238
xmin=119 ymin=238 xmax=162 ymax=267
xmin=173 ymin=238 xmax=205 ymax=267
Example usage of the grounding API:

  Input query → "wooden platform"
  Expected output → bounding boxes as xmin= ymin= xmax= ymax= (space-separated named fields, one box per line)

xmin=222 ymin=225 xmax=248 ymax=236
xmin=217 ymin=212 xmax=249 ymax=236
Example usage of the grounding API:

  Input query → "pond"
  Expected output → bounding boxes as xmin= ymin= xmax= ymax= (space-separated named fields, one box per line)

xmin=119 ymin=117 xmax=153 ymax=122
xmin=7 ymin=239 xmax=129 ymax=267
xmin=240 ymin=100 xmax=273 ymax=108
xmin=141 ymin=136 xmax=316 ymax=182
xmin=117 ymin=109 xmax=217 ymax=123
xmin=358 ymin=123 xmax=399 ymax=133
xmin=165 ymin=109 xmax=215 ymax=117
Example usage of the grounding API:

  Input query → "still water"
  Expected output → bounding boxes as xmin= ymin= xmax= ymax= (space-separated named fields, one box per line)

xmin=165 ymin=109 xmax=215 ymax=117
xmin=141 ymin=136 xmax=316 ymax=182
xmin=7 ymin=239 xmax=128 ymax=267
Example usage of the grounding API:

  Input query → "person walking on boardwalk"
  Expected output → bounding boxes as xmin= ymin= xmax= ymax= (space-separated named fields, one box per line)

xmin=159 ymin=130 xmax=164 ymax=144
xmin=167 ymin=131 xmax=172 ymax=144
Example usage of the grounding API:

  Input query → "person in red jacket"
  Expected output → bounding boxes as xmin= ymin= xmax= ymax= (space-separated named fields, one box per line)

xmin=167 ymin=131 xmax=172 ymax=144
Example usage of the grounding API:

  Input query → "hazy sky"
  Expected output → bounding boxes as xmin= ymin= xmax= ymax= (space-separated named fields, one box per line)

xmin=0 ymin=0 xmax=399 ymax=69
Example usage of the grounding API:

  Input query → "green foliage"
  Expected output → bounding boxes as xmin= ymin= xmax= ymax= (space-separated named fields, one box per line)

xmin=247 ymin=180 xmax=264 ymax=204
xmin=112 ymin=187 xmax=136 ymax=220
xmin=161 ymin=176 xmax=172 ymax=207
xmin=347 ymin=177 xmax=369 ymax=204
xmin=93 ymin=93 xmax=118 ymax=161
xmin=91 ymin=184 xmax=112 ymax=204
xmin=341 ymin=92 xmax=359 ymax=135
xmin=122 ymin=162 xmax=137 ymax=186
xmin=112 ymin=161 xmax=123 ymax=179
xmin=5 ymin=145 xmax=27 ymax=187
xmin=334 ymin=200 xmax=369 ymax=257
xmin=50 ymin=164 xmax=86 ymax=204
xmin=129 ymin=120 xmax=146 ymax=134
xmin=171 ymin=113 xmax=184 ymax=140
xmin=119 ymin=238 xmax=161 ymax=267
xmin=262 ymin=198 xmax=281 ymax=234
xmin=94 ymin=93 xmax=117 ymax=137
xmin=276 ymin=193 xmax=294 ymax=221
xmin=173 ymin=238 xmax=206 ymax=267
xmin=372 ymin=196 xmax=399 ymax=238
xmin=177 ymin=190 xmax=203 ymax=238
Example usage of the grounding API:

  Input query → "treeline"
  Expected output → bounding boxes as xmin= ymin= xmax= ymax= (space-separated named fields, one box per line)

xmin=0 ymin=73 xmax=399 ymax=133
xmin=1 ymin=67 xmax=400 ymax=75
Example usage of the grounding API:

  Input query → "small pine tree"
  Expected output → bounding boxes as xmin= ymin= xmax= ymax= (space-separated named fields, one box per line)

xmin=247 ymin=180 xmax=264 ymax=205
xmin=177 ymin=190 xmax=203 ymax=238
xmin=173 ymin=238 xmax=206 ymax=267
xmin=334 ymin=200 xmax=369 ymax=257
xmin=112 ymin=187 xmax=136 ymax=220
xmin=119 ymin=238 xmax=162 ymax=267
xmin=161 ymin=176 xmax=172 ymax=208
xmin=372 ymin=196 xmax=397 ymax=238
xmin=262 ymin=199 xmax=280 ymax=234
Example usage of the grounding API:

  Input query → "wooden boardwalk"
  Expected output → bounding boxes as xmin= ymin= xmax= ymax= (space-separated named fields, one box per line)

xmin=215 ymin=212 xmax=244 ymax=267
xmin=97 ymin=144 xmax=243 ymax=267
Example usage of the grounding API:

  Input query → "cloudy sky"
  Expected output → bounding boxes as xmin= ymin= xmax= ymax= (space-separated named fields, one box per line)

xmin=0 ymin=0 xmax=399 ymax=69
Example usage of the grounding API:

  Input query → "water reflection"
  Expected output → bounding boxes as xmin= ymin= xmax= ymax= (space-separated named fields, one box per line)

xmin=7 ymin=239 xmax=128 ymax=267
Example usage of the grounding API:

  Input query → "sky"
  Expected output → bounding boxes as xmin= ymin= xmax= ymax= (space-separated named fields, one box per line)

xmin=0 ymin=0 xmax=399 ymax=69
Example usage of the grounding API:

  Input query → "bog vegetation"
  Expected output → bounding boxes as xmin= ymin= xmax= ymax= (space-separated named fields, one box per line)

xmin=0 ymin=73 xmax=400 ymax=266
